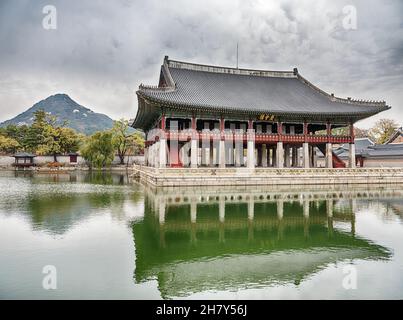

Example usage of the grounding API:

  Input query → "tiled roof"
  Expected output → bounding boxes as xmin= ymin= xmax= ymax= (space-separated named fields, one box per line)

xmin=363 ymin=143 xmax=403 ymax=158
xmin=13 ymin=152 xmax=36 ymax=157
xmin=137 ymin=57 xmax=390 ymax=119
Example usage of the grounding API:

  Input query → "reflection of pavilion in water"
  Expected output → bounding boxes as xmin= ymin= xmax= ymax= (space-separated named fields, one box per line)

xmin=133 ymin=185 xmax=396 ymax=298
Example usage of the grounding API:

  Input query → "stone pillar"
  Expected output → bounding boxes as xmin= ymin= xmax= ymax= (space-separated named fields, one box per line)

xmin=326 ymin=143 xmax=333 ymax=168
xmin=234 ymin=132 xmax=243 ymax=167
xmin=201 ymin=128 xmax=210 ymax=166
xmin=155 ymin=143 xmax=159 ymax=167
xmin=210 ymin=144 xmax=214 ymax=167
xmin=191 ymin=139 xmax=198 ymax=168
xmin=213 ymin=138 xmax=220 ymax=166
xmin=284 ymin=145 xmax=291 ymax=167
xmin=303 ymin=142 xmax=310 ymax=168
xmin=247 ymin=139 xmax=255 ymax=168
xmin=313 ymin=147 xmax=318 ymax=168
xmin=159 ymin=139 xmax=166 ymax=168
xmin=247 ymin=120 xmax=255 ymax=169
xmin=276 ymin=142 xmax=283 ymax=168
xmin=349 ymin=143 xmax=356 ymax=168
xmin=272 ymin=146 xmax=277 ymax=167
xmin=262 ymin=144 xmax=268 ymax=167
xmin=219 ymin=139 xmax=226 ymax=168
xmin=257 ymin=145 xmax=262 ymax=167
xmin=292 ymin=146 xmax=296 ymax=167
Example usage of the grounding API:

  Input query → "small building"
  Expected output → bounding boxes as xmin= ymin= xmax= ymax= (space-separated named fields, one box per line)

xmin=360 ymin=144 xmax=403 ymax=167
xmin=333 ymin=138 xmax=375 ymax=167
xmin=132 ymin=56 xmax=390 ymax=169
xmin=333 ymin=137 xmax=403 ymax=167
xmin=12 ymin=152 xmax=36 ymax=169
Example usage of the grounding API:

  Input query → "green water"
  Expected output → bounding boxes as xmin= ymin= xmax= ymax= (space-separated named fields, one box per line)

xmin=1 ymin=171 xmax=403 ymax=299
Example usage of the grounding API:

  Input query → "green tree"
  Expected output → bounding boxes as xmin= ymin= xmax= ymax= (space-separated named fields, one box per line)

xmin=23 ymin=110 xmax=49 ymax=152
xmin=0 ymin=135 xmax=20 ymax=154
xmin=111 ymin=119 xmax=145 ymax=164
xmin=20 ymin=110 xmax=81 ymax=160
xmin=369 ymin=119 xmax=399 ymax=144
xmin=2 ymin=124 xmax=29 ymax=150
xmin=127 ymin=132 xmax=145 ymax=157
xmin=80 ymin=131 xmax=115 ymax=169
xmin=111 ymin=119 xmax=131 ymax=165
xmin=36 ymin=126 xmax=82 ymax=162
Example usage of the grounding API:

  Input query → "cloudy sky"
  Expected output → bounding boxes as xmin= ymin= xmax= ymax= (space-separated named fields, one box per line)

xmin=0 ymin=0 xmax=402 ymax=128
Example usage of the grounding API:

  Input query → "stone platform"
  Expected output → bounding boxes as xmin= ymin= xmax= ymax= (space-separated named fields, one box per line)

xmin=132 ymin=165 xmax=403 ymax=187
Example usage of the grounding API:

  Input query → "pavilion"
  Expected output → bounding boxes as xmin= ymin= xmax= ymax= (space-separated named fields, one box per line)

xmin=132 ymin=56 xmax=390 ymax=169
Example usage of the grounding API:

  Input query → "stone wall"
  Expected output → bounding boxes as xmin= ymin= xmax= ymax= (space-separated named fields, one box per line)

xmin=0 ymin=155 xmax=144 ymax=169
xmin=133 ymin=165 xmax=403 ymax=187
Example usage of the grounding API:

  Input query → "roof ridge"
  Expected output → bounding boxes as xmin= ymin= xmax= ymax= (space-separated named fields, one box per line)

xmin=166 ymin=56 xmax=297 ymax=78
xmin=296 ymin=73 xmax=388 ymax=107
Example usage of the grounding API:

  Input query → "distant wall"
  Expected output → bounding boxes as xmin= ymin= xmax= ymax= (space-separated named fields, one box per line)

xmin=363 ymin=158 xmax=403 ymax=168
xmin=0 ymin=155 xmax=144 ymax=168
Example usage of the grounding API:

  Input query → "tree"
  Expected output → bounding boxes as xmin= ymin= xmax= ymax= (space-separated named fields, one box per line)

xmin=0 ymin=135 xmax=20 ymax=154
xmin=127 ymin=132 xmax=145 ymax=156
xmin=21 ymin=110 xmax=81 ymax=161
xmin=111 ymin=119 xmax=131 ymax=165
xmin=23 ymin=110 xmax=50 ymax=152
xmin=80 ymin=131 xmax=115 ymax=169
xmin=354 ymin=127 xmax=369 ymax=139
xmin=2 ymin=124 xmax=29 ymax=150
xmin=111 ymin=119 xmax=145 ymax=164
xmin=369 ymin=119 xmax=399 ymax=144
xmin=36 ymin=126 xmax=81 ymax=162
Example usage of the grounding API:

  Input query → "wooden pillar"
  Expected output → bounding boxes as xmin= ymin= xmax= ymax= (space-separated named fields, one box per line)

xmin=160 ymin=114 xmax=166 ymax=130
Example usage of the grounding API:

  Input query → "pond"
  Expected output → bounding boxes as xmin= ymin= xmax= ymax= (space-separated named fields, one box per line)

xmin=1 ymin=171 xmax=403 ymax=299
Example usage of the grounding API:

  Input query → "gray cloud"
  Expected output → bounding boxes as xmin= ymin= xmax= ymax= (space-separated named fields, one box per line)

xmin=0 ymin=0 xmax=402 ymax=128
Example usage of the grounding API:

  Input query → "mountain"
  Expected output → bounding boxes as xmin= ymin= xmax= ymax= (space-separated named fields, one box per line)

xmin=0 ymin=94 xmax=115 ymax=135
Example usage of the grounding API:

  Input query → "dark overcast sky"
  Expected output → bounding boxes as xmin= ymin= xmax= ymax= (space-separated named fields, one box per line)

xmin=0 ymin=0 xmax=402 ymax=128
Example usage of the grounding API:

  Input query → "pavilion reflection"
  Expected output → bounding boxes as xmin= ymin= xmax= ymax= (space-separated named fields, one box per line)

xmin=132 ymin=185 xmax=397 ymax=298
